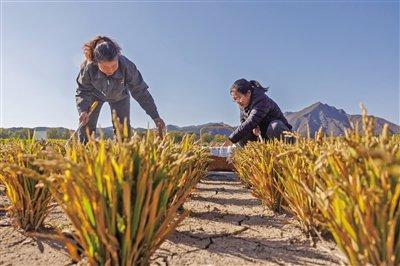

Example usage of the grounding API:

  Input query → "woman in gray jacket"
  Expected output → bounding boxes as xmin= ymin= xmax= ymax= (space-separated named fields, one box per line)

xmin=75 ymin=35 xmax=165 ymax=143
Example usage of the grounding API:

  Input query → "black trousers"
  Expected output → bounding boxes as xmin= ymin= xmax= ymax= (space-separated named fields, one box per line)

xmin=78 ymin=96 xmax=131 ymax=144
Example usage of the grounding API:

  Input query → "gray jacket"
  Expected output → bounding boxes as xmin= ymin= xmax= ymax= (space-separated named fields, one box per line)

xmin=75 ymin=55 xmax=159 ymax=119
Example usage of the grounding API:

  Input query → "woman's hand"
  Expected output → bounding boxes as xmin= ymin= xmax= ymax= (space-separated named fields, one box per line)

xmin=253 ymin=126 xmax=261 ymax=137
xmin=154 ymin=117 xmax=165 ymax=129
xmin=154 ymin=117 xmax=166 ymax=137
xmin=79 ymin=112 xmax=89 ymax=125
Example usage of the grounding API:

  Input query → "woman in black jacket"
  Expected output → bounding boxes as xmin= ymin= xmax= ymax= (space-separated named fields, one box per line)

xmin=226 ymin=79 xmax=292 ymax=147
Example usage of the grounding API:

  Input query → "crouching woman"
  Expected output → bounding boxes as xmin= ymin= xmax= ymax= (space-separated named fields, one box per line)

xmin=226 ymin=79 xmax=292 ymax=147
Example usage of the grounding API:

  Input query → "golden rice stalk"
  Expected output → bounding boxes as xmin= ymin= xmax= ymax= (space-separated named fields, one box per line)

xmin=274 ymin=139 xmax=328 ymax=235
xmin=308 ymin=111 xmax=400 ymax=265
xmin=37 ymin=130 xmax=209 ymax=265
xmin=233 ymin=141 xmax=286 ymax=212
xmin=0 ymin=139 xmax=54 ymax=231
xmin=233 ymin=135 xmax=329 ymax=233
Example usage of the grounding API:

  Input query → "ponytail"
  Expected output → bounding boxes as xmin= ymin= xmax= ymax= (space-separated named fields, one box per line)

xmin=231 ymin=78 xmax=269 ymax=94
xmin=249 ymin=80 xmax=269 ymax=92
xmin=83 ymin=35 xmax=121 ymax=63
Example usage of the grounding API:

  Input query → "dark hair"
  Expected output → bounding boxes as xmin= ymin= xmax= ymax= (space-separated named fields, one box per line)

xmin=230 ymin=78 xmax=269 ymax=94
xmin=83 ymin=35 xmax=121 ymax=63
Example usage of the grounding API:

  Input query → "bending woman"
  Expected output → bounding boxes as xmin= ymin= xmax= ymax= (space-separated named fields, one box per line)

xmin=75 ymin=35 xmax=165 ymax=143
xmin=226 ymin=79 xmax=292 ymax=147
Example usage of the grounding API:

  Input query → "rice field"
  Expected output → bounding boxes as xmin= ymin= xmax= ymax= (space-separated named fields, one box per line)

xmin=0 ymin=114 xmax=399 ymax=265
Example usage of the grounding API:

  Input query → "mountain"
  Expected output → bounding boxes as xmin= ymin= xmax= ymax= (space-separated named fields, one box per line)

xmin=166 ymin=122 xmax=234 ymax=136
xmin=284 ymin=102 xmax=400 ymax=137
xmin=284 ymin=102 xmax=350 ymax=137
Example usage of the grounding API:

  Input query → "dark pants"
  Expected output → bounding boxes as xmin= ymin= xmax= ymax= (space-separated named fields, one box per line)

xmin=238 ymin=120 xmax=293 ymax=147
xmin=78 ymin=97 xmax=131 ymax=144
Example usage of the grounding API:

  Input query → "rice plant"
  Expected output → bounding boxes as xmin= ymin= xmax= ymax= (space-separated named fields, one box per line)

xmin=233 ymin=140 xmax=286 ymax=212
xmin=274 ymin=140 xmax=326 ymax=235
xmin=234 ymin=133 xmax=329 ymax=233
xmin=309 ymin=118 xmax=400 ymax=265
xmin=0 ymin=139 xmax=54 ymax=231
xmin=34 ymin=131 xmax=209 ymax=265
xmin=233 ymin=108 xmax=399 ymax=265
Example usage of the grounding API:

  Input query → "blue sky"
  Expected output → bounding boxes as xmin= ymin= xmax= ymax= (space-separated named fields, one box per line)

xmin=1 ymin=1 xmax=399 ymax=129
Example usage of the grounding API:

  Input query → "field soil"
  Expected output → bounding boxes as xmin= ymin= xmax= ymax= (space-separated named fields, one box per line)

xmin=0 ymin=172 xmax=344 ymax=266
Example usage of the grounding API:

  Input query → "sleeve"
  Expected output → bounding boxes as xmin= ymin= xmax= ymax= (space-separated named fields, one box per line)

xmin=240 ymin=111 xmax=246 ymax=123
xmin=75 ymin=62 xmax=94 ymax=113
xmin=126 ymin=62 xmax=160 ymax=119
xmin=229 ymin=107 xmax=267 ymax=143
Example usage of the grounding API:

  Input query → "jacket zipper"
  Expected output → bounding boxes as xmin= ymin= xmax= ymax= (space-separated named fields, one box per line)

xmin=106 ymin=78 xmax=110 ymax=99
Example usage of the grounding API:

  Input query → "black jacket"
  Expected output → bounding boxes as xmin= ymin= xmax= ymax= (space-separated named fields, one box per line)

xmin=229 ymin=88 xmax=292 ymax=143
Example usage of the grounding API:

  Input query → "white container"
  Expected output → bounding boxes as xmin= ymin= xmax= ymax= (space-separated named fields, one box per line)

xmin=209 ymin=145 xmax=236 ymax=158
xmin=210 ymin=147 xmax=221 ymax=156
xmin=219 ymin=147 xmax=229 ymax=157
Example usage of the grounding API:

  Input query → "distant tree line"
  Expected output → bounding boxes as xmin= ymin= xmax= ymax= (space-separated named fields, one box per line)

xmin=0 ymin=128 xmax=72 ymax=139
xmin=0 ymin=128 xmax=229 ymax=144
xmin=0 ymin=128 xmax=36 ymax=139
xmin=46 ymin=128 xmax=72 ymax=139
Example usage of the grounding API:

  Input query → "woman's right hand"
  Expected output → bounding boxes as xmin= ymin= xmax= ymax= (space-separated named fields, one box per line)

xmin=79 ymin=111 xmax=89 ymax=125
xmin=253 ymin=126 xmax=261 ymax=137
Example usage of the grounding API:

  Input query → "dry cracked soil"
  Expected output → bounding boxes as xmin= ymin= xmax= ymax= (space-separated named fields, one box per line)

xmin=0 ymin=172 xmax=344 ymax=266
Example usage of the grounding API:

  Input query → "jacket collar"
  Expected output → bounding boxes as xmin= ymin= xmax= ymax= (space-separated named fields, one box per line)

xmin=245 ymin=88 xmax=265 ymax=111
xmin=94 ymin=65 xmax=123 ymax=79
